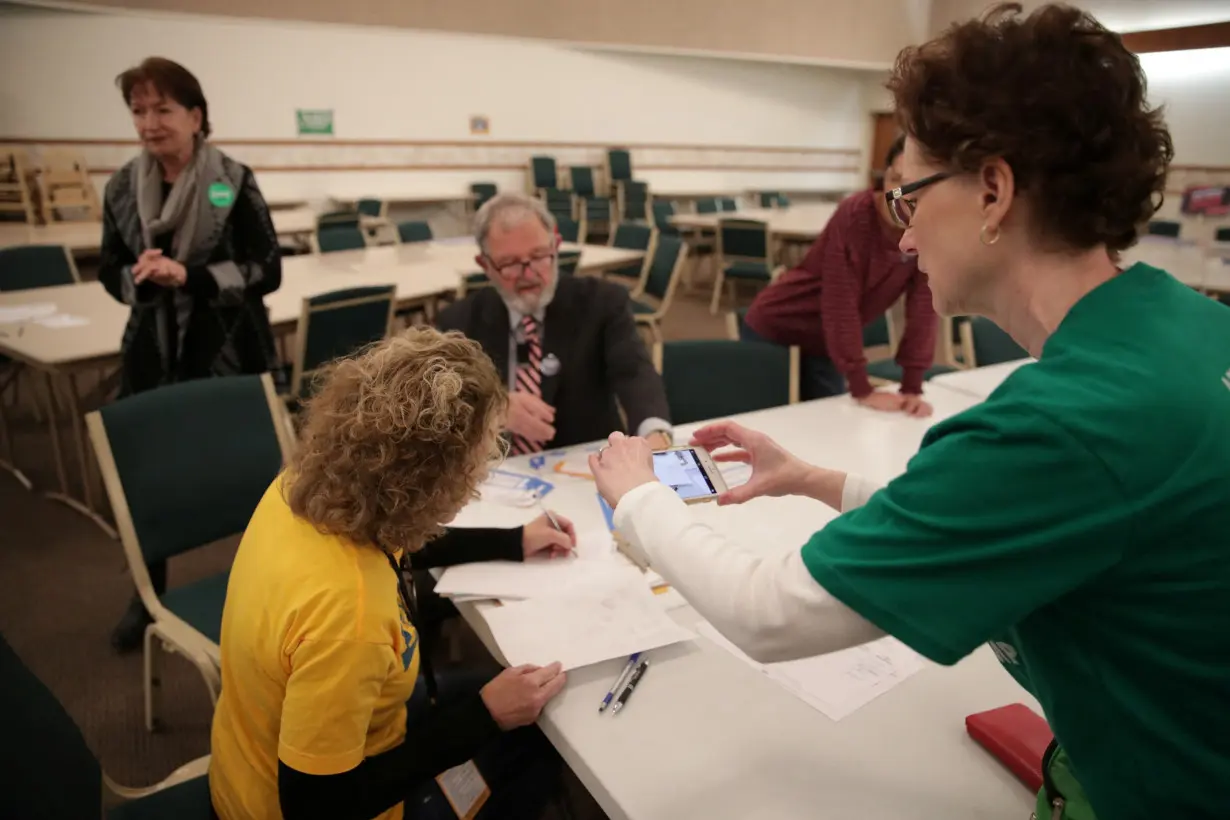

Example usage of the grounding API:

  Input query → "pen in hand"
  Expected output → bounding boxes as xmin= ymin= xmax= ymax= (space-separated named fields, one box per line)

xmin=599 ymin=653 xmax=641 ymax=714
xmin=612 ymin=660 xmax=650 ymax=715
xmin=536 ymin=496 xmax=576 ymax=556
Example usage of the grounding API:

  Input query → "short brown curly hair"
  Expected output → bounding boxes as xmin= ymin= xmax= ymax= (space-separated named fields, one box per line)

xmin=284 ymin=328 xmax=507 ymax=553
xmin=888 ymin=2 xmax=1173 ymax=254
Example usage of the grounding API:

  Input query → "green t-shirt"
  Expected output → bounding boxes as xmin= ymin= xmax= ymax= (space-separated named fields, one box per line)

xmin=802 ymin=264 xmax=1230 ymax=818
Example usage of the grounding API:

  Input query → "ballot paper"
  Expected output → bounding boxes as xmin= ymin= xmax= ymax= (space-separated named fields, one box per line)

xmin=33 ymin=313 xmax=90 ymax=329
xmin=434 ymin=551 xmax=641 ymax=601
xmin=697 ymin=622 xmax=926 ymax=721
xmin=477 ymin=469 xmax=554 ymax=507
xmin=483 ymin=577 xmax=695 ymax=670
xmin=0 ymin=303 xmax=56 ymax=325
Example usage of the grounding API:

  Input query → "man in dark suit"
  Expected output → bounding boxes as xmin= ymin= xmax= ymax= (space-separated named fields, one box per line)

xmin=438 ymin=192 xmax=671 ymax=451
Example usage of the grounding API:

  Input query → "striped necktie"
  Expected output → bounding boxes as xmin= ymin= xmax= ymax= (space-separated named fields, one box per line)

xmin=510 ymin=315 xmax=544 ymax=455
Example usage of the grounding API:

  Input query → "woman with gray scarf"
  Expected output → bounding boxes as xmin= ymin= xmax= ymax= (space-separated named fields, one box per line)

xmin=98 ymin=57 xmax=282 ymax=652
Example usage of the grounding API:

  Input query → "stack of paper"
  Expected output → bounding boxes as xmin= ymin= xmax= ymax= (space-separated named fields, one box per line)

xmin=0 ymin=303 xmax=56 ymax=325
xmin=483 ymin=577 xmax=694 ymax=670
xmin=697 ymin=623 xmax=926 ymax=721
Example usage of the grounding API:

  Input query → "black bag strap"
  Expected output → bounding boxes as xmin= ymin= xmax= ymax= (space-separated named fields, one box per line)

xmin=385 ymin=551 xmax=438 ymax=703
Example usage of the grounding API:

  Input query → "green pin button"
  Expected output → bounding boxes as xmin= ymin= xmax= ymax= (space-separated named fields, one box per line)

xmin=208 ymin=182 xmax=235 ymax=207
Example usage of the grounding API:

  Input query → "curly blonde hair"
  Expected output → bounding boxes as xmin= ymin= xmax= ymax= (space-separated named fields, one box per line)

xmin=285 ymin=328 xmax=507 ymax=553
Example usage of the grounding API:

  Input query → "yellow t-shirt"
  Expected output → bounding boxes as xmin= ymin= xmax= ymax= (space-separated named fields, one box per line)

xmin=210 ymin=477 xmax=420 ymax=820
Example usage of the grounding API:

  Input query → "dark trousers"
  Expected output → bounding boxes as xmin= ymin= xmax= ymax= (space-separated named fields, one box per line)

xmin=404 ymin=670 xmax=563 ymax=819
xmin=739 ymin=324 xmax=846 ymax=400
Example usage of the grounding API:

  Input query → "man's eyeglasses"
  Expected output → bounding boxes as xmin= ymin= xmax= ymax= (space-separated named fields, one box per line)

xmin=486 ymin=252 xmax=556 ymax=278
xmin=884 ymin=172 xmax=952 ymax=229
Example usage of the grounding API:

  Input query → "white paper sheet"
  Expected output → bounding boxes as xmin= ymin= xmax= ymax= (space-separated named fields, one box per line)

xmin=0 ymin=303 xmax=56 ymax=325
xmin=697 ymin=622 xmax=925 ymax=721
xmin=32 ymin=313 xmax=90 ymax=329
xmin=434 ymin=556 xmax=642 ymax=601
xmin=483 ymin=577 xmax=695 ymax=670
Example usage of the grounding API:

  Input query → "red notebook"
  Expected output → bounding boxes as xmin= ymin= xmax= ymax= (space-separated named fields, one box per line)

xmin=965 ymin=704 xmax=1053 ymax=792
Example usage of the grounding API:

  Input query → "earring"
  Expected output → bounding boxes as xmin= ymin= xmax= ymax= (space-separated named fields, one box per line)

xmin=980 ymin=224 xmax=1001 ymax=246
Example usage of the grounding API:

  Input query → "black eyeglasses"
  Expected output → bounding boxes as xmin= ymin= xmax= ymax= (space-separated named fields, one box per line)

xmin=485 ymin=252 xmax=556 ymax=278
xmin=884 ymin=172 xmax=953 ymax=229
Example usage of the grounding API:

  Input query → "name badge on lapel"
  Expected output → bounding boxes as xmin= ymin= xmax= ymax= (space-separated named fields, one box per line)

xmin=540 ymin=353 xmax=560 ymax=377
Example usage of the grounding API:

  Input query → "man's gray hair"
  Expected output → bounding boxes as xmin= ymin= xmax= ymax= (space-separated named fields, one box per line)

xmin=474 ymin=192 xmax=557 ymax=256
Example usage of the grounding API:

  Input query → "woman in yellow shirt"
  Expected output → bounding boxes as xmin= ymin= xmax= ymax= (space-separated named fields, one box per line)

xmin=210 ymin=329 xmax=569 ymax=820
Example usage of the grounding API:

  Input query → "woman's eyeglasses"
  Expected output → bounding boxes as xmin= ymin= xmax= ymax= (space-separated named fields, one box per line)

xmin=885 ymin=172 xmax=952 ymax=229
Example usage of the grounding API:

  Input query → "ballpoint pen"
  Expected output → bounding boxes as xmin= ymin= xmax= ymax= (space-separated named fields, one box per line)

xmin=598 ymin=653 xmax=641 ymax=713
xmin=611 ymin=660 xmax=649 ymax=715
xmin=536 ymin=495 xmax=576 ymax=555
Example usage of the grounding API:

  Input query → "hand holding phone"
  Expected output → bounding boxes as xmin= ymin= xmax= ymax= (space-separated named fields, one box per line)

xmin=590 ymin=432 xmax=728 ymax=509
xmin=650 ymin=446 xmax=727 ymax=504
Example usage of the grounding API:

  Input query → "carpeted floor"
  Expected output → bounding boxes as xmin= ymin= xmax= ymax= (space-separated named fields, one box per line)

xmin=0 ymin=280 xmax=736 ymax=792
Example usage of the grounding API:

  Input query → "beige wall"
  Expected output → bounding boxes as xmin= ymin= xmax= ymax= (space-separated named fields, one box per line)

xmin=30 ymin=0 xmax=932 ymax=69
xmin=930 ymin=0 xmax=1230 ymax=34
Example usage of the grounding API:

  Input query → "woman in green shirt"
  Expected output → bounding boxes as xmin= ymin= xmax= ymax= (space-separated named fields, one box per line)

xmin=589 ymin=4 xmax=1230 ymax=818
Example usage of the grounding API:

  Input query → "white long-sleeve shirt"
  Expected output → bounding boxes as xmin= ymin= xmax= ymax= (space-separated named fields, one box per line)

xmin=612 ymin=474 xmax=885 ymax=663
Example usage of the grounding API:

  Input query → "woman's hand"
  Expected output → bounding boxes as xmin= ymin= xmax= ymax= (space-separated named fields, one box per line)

xmin=480 ymin=663 xmax=567 ymax=730
xmin=132 ymin=250 xmax=187 ymax=287
xmin=689 ymin=421 xmax=813 ymax=506
xmin=589 ymin=431 xmax=657 ymax=509
xmin=522 ymin=512 xmax=576 ymax=559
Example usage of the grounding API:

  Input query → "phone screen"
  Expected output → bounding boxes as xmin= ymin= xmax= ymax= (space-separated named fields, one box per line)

xmin=652 ymin=448 xmax=717 ymax=500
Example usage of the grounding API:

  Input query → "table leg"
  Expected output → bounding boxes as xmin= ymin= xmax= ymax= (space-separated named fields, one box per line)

xmin=41 ymin=370 xmax=118 ymax=539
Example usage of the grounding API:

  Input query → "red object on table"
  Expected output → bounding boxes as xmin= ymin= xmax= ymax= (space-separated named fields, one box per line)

xmin=965 ymin=703 xmax=1054 ymax=792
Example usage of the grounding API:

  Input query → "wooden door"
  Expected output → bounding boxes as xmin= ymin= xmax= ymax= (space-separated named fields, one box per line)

xmin=869 ymin=112 xmax=901 ymax=189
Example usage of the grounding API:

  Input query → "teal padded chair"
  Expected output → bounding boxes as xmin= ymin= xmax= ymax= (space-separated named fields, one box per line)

xmin=757 ymin=192 xmax=782 ymax=208
xmin=618 ymin=180 xmax=649 ymax=223
xmin=0 ymin=631 xmax=213 ymax=819
xmin=631 ymin=234 xmax=687 ymax=342
xmin=725 ymin=308 xmax=750 ymax=340
xmin=530 ymin=156 xmax=558 ymax=191
xmin=862 ymin=312 xmax=958 ymax=384
xmin=961 ymin=315 xmax=1029 ymax=367
xmin=317 ymin=210 xmax=361 ymax=229
xmin=87 ymin=374 xmax=293 ymax=731
xmin=0 ymin=243 xmax=80 ymax=291
xmin=396 ymin=220 xmax=433 ymax=244
xmin=655 ymin=339 xmax=799 ymax=425
xmin=556 ymin=216 xmax=584 ymax=244
xmin=541 ymin=189 xmax=574 ymax=224
xmin=607 ymin=148 xmax=633 ymax=185
xmin=1146 ymin=220 xmax=1181 ymax=238
xmin=470 ymin=182 xmax=498 ymax=211
xmin=315 ymin=224 xmax=366 ymax=253
xmin=291 ymin=286 xmax=396 ymax=399
xmin=651 ymin=200 xmax=679 ymax=237
xmin=356 ymin=198 xmax=384 ymax=218
xmin=696 ymin=198 xmax=720 ymax=214
xmin=607 ymin=222 xmax=655 ymax=282
xmin=711 ymin=218 xmax=777 ymax=314
xmin=719 ymin=197 xmax=738 ymax=212
xmin=569 ymin=167 xmax=613 ymax=235
xmin=1216 ymin=227 xmax=1230 ymax=243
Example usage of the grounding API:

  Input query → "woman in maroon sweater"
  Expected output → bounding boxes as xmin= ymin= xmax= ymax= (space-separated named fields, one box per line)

xmin=742 ymin=137 xmax=938 ymax=416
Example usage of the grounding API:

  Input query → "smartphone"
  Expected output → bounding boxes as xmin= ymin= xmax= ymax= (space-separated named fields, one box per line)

xmin=651 ymin=446 xmax=727 ymax=504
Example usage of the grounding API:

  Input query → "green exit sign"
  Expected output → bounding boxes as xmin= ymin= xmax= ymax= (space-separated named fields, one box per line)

xmin=296 ymin=109 xmax=334 ymax=136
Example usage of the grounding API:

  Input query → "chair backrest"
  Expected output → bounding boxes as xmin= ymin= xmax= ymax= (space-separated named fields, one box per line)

xmin=651 ymin=200 xmax=675 ymax=224
xmin=1146 ymin=220 xmax=1181 ymax=238
xmin=776 ymin=194 xmax=791 ymax=208
xmin=317 ymin=210 xmax=360 ymax=229
xmin=719 ymin=197 xmax=738 ymax=212
xmin=541 ymin=189 xmax=574 ymax=222
xmin=294 ymin=286 xmax=396 ymax=396
xmin=558 ymin=251 xmax=581 ymax=277
xmin=718 ymin=219 xmax=770 ymax=262
xmin=88 ymin=374 xmax=289 ymax=566
xmin=696 ymin=198 xmax=720 ymax=214
xmin=584 ymin=197 xmax=612 ymax=221
xmin=556 ymin=216 xmax=583 ymax=244
xmin=470 ymin=182 xmax=498 ymax=209
xmin=0 ymin=631 xmax=103 ymax=820
xmin=641 ymin=234 xmax=686 ymax=302
xmin=610 ymin=222 xmax=654 ymax=252
xmin=758 ymin=192 xmax=780 ymax=208
xmin=356 ymin=198 xmax=384 ymax=218
xmin=396 ymin=220 xmax=433 ymax=244
xmin=862 ymin=314 xmax=891 ymax=348
xmin=964 ymin=316 xmax=1029 ymax=367
xmin=0 ymin=244 xmax=79 ymax=291
xmin=726 ymin=308 xmax=750 ymax=340
xmin=316 ymin=225 xmax=367 ymax=253
xmin=1216 ymin=227 xmax=1230 ymax=243
xmin=570 ymin=167 xmax=597 ymax=197
xmin=619 ymin=181 xmax=649 ymax=222
xmin=607 ymin=149 xmax=633 ymax=183
xmin=656 ymin=340 xmax=798 ymax=425
xmin=530 ymin=156 xmax=557 ymax=190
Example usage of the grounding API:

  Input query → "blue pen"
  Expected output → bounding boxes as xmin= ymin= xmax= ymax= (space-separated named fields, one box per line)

xmin=599 ymin=653 xmax=642 ymax=713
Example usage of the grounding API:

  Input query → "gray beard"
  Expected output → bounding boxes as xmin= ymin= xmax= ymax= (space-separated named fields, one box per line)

xmin=497 ymin=261 xmax=559 ymax=316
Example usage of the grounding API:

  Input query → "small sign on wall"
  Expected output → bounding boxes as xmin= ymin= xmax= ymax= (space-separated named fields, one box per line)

xmin=469 ymin=115 xmax=490 ymax=136
xmin=296 ymin=109 xmax=334 ymax=136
